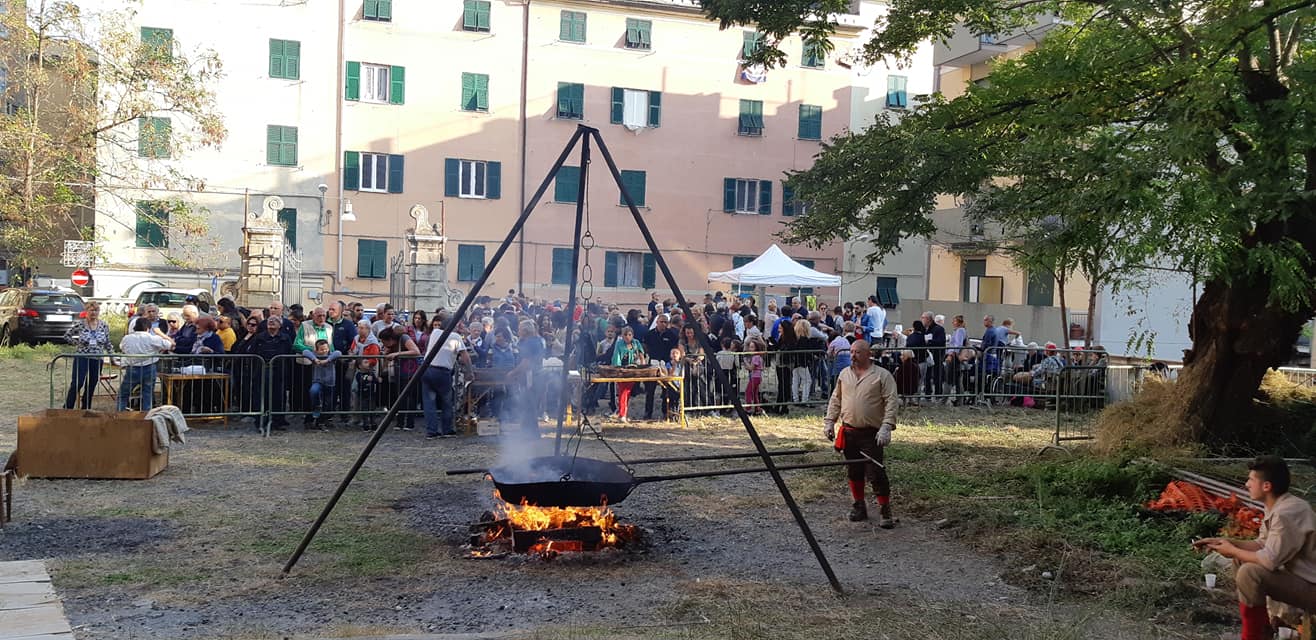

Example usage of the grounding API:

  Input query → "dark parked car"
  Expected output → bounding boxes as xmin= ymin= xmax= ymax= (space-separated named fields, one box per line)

xmin=0 ymin=288 xmax=86 ymax=346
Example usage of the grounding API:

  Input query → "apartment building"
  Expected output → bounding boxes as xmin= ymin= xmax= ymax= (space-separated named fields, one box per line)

xmin=88 ymin=0 xmax=900 ymax=308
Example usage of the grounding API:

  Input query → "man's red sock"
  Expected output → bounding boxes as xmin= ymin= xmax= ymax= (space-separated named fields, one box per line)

xmin=848 ymin=480 xmax=865 ymax=503
xmin=1240 ymin=602 xmax=1271 ymax=640
xmin=876 ymin=495 xmax=890 ymax=507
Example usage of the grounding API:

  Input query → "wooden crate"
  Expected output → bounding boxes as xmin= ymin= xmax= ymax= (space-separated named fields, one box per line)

xmin=16 ymin=409 xmax=168 ymax=480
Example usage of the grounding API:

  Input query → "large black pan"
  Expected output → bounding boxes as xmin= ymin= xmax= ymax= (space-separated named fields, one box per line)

xmin=476 ymin=454 xmax=868 ymax=508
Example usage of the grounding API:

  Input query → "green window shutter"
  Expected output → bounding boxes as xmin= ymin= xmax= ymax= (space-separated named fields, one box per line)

xmin=136 ymin=117 xmax=148 ymax=157
xmin=444 ymin=158 xmax=460 ymax=197
xmin=603 ymin=251 xmax=618 ymax=287
xmin=463 ymin=1 xmax=491 ymax=32
xmin=560 ymin=10 xmax=586 ymax=42
xmin=357 ymin=239 xmax=385 ymax=279
xmin=723 ymin=178 xmax=736 ymax=212
xmin=477 ymin=0 xmax=491 ymax=31
xmin=738 ymin=99 xmax=763 ymax=135
xmin=457 ymin=244 xmax=485 ymax=282
xmin=610 ymin=87 xmax=624 ymax=124
xmin=285 ymin=41 xmax=300 ymax=80
xmin=743 ymin=31 xmax=763 ymax=58
xmin=555 ymin=165 xmax=580 ymax=203
xmin=389 ymin=65 xmax=405 ymax=104
xmin=1027 ymin=271 xmax=1055 ymax=306
xmin=135 ymin=202 xmax=168 ymax=249
xmin=757 ymin=180 xmax=772 ymax=215
xmin=798 ymin=104 xmax=822 ymax=140
xmin=487 ymin=161 xmax=502 ymax=199
xmin=551 ymin=248 xmax=573 ymax=285
xmin=461 ymin=73 xmax=474 ymax=110
xmin=648 ymin=91 xmax=661 ymax=127
xmin=887 ymin=74 xmax=908 ymax=108
xmin=803 ymin=40 xmax=824 ymax=68
xmin=619 ymin=170 xmax=646 ymax=207
xmin=364 ymin=0 xmax=379 ymax=19
xmin=642 ymin=254 xmax=656 ymax=289
xmin=141 ymin=27 xmax=173 ymax=60
xmin=782 ymin=185 xmax=795 ymax=217
xmin=377 ymin=0 xmax=392 ymax=20
xmin=345 ymin=61 xmax=361 ymax=101
xmin=266 ymin=125 xmax=280 ymax=165
xmin=343 ymin=151 xmax=360 ymax=191
xmin=387 ymin=154 xmax=404 ymax=193
xmin=270 ymin=39 xmax=300 ymax=79
xmin=138 ymin=117 xmax=170 ymax=158
xmin=278 ymin=207 xmax=297 ymax=251
xmin=461 ymin=73 xmax=489 ymax=111
xmin=624 ymin=19 xmax=651 ymax=49
xmin=557 ymin=82 xmax=584 ymax=119
xmin=269 ymin=39 xmax=284 ymax=78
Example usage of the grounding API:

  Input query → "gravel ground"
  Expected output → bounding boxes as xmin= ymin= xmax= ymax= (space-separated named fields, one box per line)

xmin=0 ymin=359 xmax=1188 ymax=639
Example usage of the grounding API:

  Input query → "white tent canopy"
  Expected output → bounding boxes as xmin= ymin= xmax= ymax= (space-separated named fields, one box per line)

xmin=706 ymin=244 xmax=841 ymax=288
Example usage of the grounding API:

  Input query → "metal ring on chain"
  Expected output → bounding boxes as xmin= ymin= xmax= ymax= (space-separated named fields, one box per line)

xmin=581 ymin=232 xmax=596 ymax=251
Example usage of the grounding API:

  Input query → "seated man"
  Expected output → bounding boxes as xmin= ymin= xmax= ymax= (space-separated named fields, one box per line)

xmin=1012 ymin=342 xmax=1064 ymax=386
xmin=1194 ymin=456 xmax=1316 ymax=640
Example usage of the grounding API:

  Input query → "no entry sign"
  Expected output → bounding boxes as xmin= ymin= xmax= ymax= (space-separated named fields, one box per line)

xmin=70 ymin=269 xmax=90 ymax=287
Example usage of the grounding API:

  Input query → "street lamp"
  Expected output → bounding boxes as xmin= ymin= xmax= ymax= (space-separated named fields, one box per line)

xmin=341 ymin=200 xmax=356 ymax=223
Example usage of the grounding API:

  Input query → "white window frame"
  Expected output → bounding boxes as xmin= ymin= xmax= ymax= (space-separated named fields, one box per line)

xmin=734 ymin=178 xmax=760 ymax=214
xmin=362 ymin=63 xmax=390 ymax=104
xmin=622 ymin=89 xmax=650 ymax=129
xmin=459 ymin=159 xmax=487 ymax=199
xmin=360 ymin=152 xmax=389 ymax=193
xmin=616 ymin=251 xmax=643 ymax=288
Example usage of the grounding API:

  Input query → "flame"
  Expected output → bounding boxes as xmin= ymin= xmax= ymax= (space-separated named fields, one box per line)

xmin=493 ymin=490 xmax=621 ymax=546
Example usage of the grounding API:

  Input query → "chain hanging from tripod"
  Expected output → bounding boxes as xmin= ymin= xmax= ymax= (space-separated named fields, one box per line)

xmin=579 ymin=155 xmax=595 ymax=307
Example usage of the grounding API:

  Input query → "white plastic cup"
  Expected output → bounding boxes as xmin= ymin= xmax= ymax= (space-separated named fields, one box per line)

xmin=1204 ymin=573 xmax=1217 ymax=589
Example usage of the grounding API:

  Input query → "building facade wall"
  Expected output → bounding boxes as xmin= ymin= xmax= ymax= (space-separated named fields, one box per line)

xmin=91 ymin=0 xmax=338 ymax=300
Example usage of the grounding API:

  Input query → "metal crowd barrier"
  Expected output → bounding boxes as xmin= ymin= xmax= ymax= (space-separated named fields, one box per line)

xmin=47 ymin=352 xmax=267 ymax=423
xmin=263 ymin=353 xmax=428 ymax=433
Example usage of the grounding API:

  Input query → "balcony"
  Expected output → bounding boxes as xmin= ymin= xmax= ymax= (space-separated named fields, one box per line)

xmin=933 ymin=14 xmax=1065 ymax=68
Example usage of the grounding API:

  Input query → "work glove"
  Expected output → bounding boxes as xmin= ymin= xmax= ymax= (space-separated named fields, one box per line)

xmin=823 ymin=420 xmax=835 ymax=442
xmin=876 ymin=423 xmax=893 ymax=447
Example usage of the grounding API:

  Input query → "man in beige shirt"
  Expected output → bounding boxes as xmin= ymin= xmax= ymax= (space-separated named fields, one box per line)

xmin=824 ymin=340 xmax=899 ymax=526
xmin=1194 ymin=456 xmax=1316 ymax=640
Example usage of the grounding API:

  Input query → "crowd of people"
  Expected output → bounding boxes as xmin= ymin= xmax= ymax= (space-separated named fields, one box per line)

xmin=56 ymin=288 xmax=1109 ymax=435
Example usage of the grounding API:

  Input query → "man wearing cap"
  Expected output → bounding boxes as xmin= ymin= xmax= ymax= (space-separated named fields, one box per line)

xmin=1012 ymin=342 xmax=1065 ymax=386
xmin=824 ymin=339 xmax=900 ymax=526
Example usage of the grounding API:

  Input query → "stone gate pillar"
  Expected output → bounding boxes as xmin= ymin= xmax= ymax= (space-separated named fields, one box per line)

xmin=238 ymin=196 xmax=286 ymax=309
xmin=407 ymin=205 xmax=462 ymax=312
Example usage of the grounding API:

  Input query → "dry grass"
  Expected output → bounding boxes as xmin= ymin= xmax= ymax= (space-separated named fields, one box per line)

xmin=1094 ymin=371 xmax=1316 ymax=457
xmin=1093 ymin=376 xmax=1198 ymax=456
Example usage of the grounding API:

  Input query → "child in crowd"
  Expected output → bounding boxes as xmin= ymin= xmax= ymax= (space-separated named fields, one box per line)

xmin=302 ymin=339 xmax=342 ymax=430
xmin=745 ymin=337 xmax=765 ymax=415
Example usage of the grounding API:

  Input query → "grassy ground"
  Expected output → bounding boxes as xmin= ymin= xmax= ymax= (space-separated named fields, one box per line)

xmin=0 ymin=356 xmax=1256 ymax=639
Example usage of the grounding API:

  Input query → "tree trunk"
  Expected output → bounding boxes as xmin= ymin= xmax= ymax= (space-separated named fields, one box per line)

xmin=1056 ymin=271 xmax=1070 ymax=349
xmin=1174 ymin=277 xmax=1310 ymax=445
xmin=1085 ymin=283 xmax=1098 ymax=348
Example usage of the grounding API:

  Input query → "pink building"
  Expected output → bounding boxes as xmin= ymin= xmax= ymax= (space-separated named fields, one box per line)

xmin=331 ymin=0 xmax=860 ymax=308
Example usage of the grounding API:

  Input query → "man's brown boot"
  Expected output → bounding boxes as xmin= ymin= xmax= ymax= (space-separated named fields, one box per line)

xmin=878 ymin=503 xmax=895 ymax=529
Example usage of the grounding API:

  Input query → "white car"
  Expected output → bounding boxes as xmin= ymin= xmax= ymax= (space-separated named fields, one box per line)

xmin=127 ymin=288 xmax=216 ymax=320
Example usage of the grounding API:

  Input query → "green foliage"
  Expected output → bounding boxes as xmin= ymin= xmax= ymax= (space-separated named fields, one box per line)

xmin=707 ymin=0 xmax=1316 ymax=322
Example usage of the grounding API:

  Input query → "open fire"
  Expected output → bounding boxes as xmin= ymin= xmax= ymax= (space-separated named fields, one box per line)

xmin=467 ymin=490 xmax=641 ymax=559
